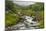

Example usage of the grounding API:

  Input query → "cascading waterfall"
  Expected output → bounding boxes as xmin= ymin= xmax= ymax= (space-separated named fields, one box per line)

xmin=10 ymin=16 xmax=39 ymax=31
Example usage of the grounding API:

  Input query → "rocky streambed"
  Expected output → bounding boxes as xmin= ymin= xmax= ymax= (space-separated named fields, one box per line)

xmin=5 ymin=16 xmax=39 ymax=31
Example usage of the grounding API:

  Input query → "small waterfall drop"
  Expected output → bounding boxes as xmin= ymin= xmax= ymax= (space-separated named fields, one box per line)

xmin=11 ymin=16 xmax=39 ymax=31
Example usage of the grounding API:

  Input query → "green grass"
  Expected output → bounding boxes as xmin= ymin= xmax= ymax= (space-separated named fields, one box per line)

xmin=5 ymin=1 xmax=44 ymax=28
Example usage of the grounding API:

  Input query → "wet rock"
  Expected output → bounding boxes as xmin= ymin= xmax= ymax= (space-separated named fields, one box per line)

xmin=6 ymin=16 xmax=39 ymax=31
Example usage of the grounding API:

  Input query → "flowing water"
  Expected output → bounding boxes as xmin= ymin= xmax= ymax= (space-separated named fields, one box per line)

xmin=5 ymin=16 xmax=39 ymax=31
xmin=9 ymin=16 xmax=39 ymax=31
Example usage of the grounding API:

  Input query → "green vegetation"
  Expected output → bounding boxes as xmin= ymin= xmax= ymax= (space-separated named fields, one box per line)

xmin=5 ymin=0 xmax=44 ymax=28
